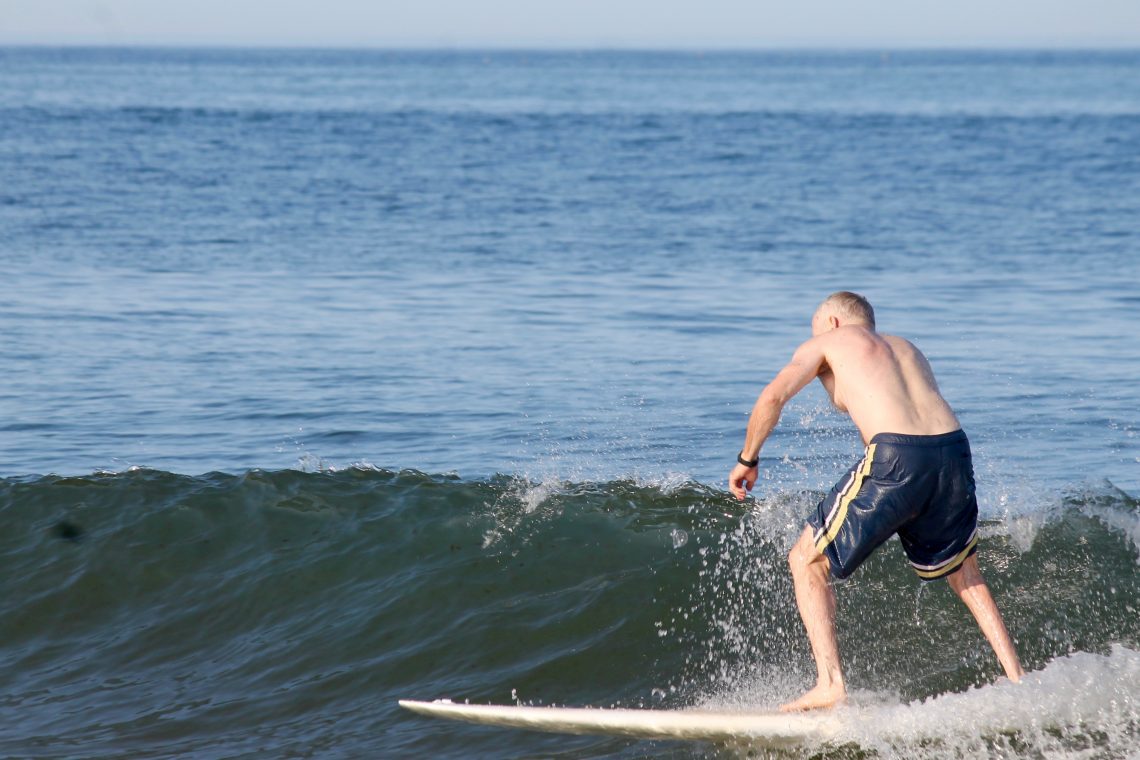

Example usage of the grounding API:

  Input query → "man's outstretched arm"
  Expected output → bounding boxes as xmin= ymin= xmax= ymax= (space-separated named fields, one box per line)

xmin=729 ymin=338 xmax=827 ymax=500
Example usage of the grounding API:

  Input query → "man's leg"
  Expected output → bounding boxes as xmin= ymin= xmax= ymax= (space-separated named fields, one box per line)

xmin=781 ymin=526 xmax=847 ymax=712
xmin=945 ymin=554 xmax=1025 ymax=682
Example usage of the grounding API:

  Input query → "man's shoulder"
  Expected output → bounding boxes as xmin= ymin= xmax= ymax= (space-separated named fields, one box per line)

xmin=881 ymin=333 xmax=920 ymax=352
xmin=827 ymin=328 xmax=921 ymax=360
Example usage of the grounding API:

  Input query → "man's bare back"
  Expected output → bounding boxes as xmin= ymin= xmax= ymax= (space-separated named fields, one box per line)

xmin=811 ymin=325 xmax=961 ymax=443
xmin=726 ymin=292 xmax=1023 ymax=712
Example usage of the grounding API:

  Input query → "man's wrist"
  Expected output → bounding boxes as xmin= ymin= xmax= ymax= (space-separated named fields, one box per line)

xmin=737 ymin=450 xmax=759 ymax=468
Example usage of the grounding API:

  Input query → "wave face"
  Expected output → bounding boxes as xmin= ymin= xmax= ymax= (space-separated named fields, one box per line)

xmin=1 ymin=469 xmax=1136 ymax=758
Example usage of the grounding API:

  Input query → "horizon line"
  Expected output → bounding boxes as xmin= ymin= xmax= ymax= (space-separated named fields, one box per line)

xmin=3 ymin=40 xmax=1140 ymax=52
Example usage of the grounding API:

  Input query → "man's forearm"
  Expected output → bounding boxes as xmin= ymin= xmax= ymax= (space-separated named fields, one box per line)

xmin=741 ymin=390 xmax=784 ymax=461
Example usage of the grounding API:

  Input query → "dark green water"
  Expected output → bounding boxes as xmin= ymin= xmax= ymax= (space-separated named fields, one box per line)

xmin=2 ymin=469 xmax=1136 ymax=757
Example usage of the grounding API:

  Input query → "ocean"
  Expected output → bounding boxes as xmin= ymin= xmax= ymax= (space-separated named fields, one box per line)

xmin=0 ymin=47 xmax=1137 ymax=758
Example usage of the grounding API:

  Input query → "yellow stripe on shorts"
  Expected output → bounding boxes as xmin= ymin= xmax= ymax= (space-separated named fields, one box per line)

xmin=913 ymin=532 xmax=980 ymax=579
xmin=815 ymin=443 xmax=877 ymax=554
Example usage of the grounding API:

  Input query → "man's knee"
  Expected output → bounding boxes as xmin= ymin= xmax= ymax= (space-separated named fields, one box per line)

xmin=788 ymin=529 xmax=825 ymax=577
xmin=787 ymin=544 xmax=802 ymax=573
xmin=945 ymin=553 xmax=983 ymax=593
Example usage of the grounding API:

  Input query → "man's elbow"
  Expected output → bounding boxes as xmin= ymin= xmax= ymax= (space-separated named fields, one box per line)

xmin=757 ymin=386 xmax=790 ymax=409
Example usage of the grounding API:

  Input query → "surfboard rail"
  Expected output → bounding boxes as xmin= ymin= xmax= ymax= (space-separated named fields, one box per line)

xmin=398 ymin=699 xmax=840 ymax=744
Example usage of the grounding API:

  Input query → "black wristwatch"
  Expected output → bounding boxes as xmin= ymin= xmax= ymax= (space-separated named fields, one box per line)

xmin=737 ymin=451 xmax=759 ymax=468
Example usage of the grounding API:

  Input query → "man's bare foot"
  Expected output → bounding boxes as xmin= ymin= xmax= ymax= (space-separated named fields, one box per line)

xmin=779 ymin=682 xmax=847 ymax=712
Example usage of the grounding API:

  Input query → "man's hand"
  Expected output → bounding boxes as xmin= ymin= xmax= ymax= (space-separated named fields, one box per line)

xmin=729 ymin=462 xmax=759 ymax=501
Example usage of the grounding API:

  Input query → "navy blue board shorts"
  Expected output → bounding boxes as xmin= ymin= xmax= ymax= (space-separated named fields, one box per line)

xmin=806 ymin=429 xmax=979 ymax=581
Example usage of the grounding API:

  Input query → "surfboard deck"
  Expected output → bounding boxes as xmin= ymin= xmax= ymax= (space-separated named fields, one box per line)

xmin=398 ymin=699 xmax=840 ymax=745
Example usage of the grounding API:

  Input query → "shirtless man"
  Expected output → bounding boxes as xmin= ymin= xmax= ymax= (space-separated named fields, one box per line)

xmin=728 ymin=291 xmax=1024 ymax=712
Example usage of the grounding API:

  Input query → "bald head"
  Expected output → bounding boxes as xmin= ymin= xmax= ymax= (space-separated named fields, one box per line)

xmin=814 ymin=291 xmax=876 ymax=332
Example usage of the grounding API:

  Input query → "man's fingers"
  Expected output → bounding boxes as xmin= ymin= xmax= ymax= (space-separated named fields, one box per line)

xmin=729 ymin=466 xmax=759 ymax=501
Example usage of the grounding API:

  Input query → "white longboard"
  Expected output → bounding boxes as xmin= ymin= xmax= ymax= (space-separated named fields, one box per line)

xmin=398 ymin=699 xmax=840 ymax=745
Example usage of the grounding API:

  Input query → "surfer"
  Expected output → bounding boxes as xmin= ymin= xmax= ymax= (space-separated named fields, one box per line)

xmin=728 ymin=291 xmax=1024 ymax=711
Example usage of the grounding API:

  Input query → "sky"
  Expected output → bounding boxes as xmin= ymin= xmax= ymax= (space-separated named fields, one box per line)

xmin=2 ymin=0 xmax=1140 ymax=48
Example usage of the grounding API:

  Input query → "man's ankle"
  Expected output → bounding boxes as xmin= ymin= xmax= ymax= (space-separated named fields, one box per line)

xmin=817 ymin=675 xmax=845 ymax=692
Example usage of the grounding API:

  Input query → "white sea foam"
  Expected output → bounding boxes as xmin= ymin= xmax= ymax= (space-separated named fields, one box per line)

xmin=631 ymin=470 xmax=693 ymax=494
xmin=697 ymin=647 xmax=1139 ymax=757
xmin=875 ymin=648 xmax=1135 ymax=754
xmin=839 ymin=647 xmax=1137 ymax=758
